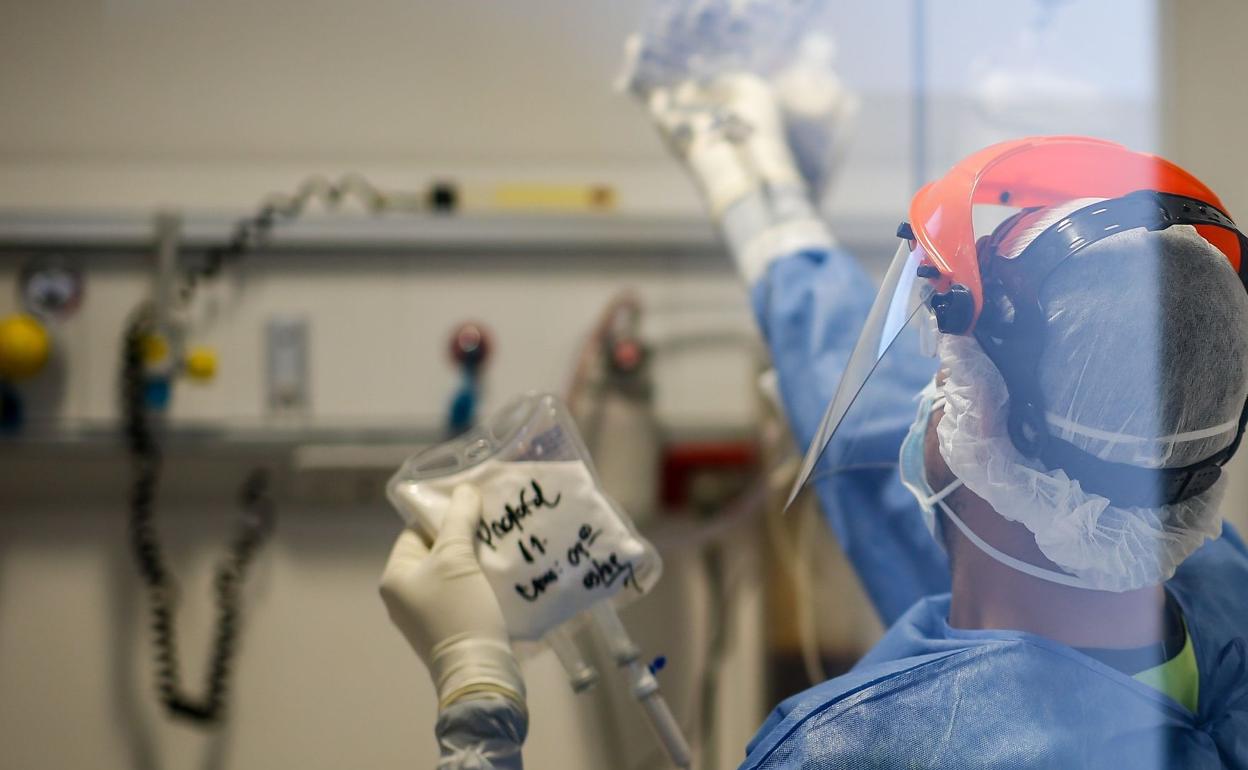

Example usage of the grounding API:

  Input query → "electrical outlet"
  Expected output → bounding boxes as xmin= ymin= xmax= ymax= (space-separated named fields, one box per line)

xmin=266 ymin=317 xmax=309 ymax=413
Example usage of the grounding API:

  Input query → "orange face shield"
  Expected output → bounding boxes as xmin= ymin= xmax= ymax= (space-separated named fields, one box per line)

xmin=789 ymin=136 xmax=1248 ymax=508
xmin=907 ymin=136 xmax=1248 ymax=334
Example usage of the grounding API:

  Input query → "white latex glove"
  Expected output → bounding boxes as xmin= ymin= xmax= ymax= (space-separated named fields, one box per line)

xmin=647 ymin=72 xmax=839 ymax=284
xmin=647 ymin=73 xmax=803 ymax=217
xmin=380 ymin=484 xmax=526 ymax=713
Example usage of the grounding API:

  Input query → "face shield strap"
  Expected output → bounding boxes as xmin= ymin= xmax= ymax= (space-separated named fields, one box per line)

xmin=971 ymin=190 xmax=1248 ymax=508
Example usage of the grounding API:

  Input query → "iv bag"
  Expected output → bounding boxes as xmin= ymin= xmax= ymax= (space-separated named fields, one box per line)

xmin=387 ymin=392 xmax=663 ymax=643
xmin=620 ymin=0 xmax=854 ymax=200
xmin=622 ymin=0 xmax=829 ymax=93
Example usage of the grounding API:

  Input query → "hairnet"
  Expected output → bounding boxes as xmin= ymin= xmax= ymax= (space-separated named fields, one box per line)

xmin=935 ymin=200 xmax=1248 ymax=590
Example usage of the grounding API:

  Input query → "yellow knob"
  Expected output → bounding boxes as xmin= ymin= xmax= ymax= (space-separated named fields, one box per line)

xmin=184 ymin=346 xmax=217 ymax=382
xmin=141 ymin=333 xmax=170 ymax=365
xmin=0 ymin=313 xmax=51 ymax=380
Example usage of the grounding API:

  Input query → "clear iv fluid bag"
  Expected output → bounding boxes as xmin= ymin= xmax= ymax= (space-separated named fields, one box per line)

xmin=624 ymin=0 xmax=829 ymax=93
xmin=387 ymin=393 xmax=663 ymax=643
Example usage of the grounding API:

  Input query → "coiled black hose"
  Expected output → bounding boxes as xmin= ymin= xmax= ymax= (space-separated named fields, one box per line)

xmin=182 ymin=173 xmax=401 ymax=297
xmin=123 ymin=173 xmax=405 ymax=724
xmin=121 ymin=309 xmax=276 ymax=725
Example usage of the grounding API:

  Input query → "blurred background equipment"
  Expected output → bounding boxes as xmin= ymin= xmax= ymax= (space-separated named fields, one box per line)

xmin=119 ymin=208 xmax=277 ymax=726
xmin=0 ymin=312 xmax=50 ymax=381
xmin=20 ymin=260 xmax=85 ymax=320
xmin=265 ymin=317 xmax=309 ymax=413
xmin=2 ymin=1 xmax=1246 ymax=769
xmin=0 ymin=311 xmax=50 ymax=431
xmin=445 ymin=321 xmax=492 ymax=436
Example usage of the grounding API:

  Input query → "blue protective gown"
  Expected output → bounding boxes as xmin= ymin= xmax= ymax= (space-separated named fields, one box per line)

xmin=744 ymin=245 xmax=1248 ymax=768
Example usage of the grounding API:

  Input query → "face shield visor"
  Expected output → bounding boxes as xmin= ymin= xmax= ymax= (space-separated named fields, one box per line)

xmin=787 ymin=136 xmax=1248 ymax=511
xmin=786 ymin=237 xmax=939 ymax=508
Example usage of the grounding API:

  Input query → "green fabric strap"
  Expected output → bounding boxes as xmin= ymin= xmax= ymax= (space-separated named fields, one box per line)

xmin=1132 ymin=620 xmax=1199 ymax=713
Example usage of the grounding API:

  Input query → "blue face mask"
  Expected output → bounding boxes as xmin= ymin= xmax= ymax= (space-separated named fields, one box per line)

xmin=899 ymin=379 xmax=1102 ymax=589
xmin=899 ymin=380 xmax=962 ymax=539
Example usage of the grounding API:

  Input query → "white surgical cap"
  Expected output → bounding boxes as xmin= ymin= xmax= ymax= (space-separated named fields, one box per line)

xmin=936 ymin=199 xmax=1248 ymax=591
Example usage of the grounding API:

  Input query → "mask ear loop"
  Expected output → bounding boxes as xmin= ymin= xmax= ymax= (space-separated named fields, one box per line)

xmin=929 ymin=382 xmax=1098 ymax=589
xmin=937 ymin=500 xmax=1098 ymax=590
xmin=919 ymin=447 xmax=961 ymax=511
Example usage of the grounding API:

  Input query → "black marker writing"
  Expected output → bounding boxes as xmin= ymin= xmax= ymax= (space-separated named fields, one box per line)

xmin=529 ymin=480 xmax=562 ymax=509
xmin=518 ymin=535 xmax=548 ymax=564
xmin=581 ymin=553 xmax=638 ymax=594
xmin=567 ymin=524 xmax=602 ymax=567
xmin=578 ymin=524 xmax=601 ymax=547
xmin=476 ymin=479 xmax=563 ymax=551
xmin=516 ymin=565 xmax=559 ymax=602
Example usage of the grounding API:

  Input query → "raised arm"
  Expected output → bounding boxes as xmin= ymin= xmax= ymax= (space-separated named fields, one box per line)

xmin=643 ymin=74 xmax=949 ymax=624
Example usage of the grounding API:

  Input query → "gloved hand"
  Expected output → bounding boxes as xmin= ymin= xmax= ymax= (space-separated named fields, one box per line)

xmin=646 ymin=73 xmax=802 ymax=218
xmin=645 ymin=72 xmax=840 ymax=285
xmin=380 ymin=484 xmax=526 ymax=713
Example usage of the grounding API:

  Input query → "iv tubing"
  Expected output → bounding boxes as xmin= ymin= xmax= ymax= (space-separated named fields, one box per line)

xmin=591 ymin=603 xmax=692 ymax=769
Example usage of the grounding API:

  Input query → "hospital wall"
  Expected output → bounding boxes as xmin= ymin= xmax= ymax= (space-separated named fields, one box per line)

xmin=0 ymin=2 xmax=1244 ymax=770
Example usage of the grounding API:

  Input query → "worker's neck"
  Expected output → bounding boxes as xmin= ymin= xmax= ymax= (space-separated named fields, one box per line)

xmin=945 ymin=508 xmax=1167 ymax=649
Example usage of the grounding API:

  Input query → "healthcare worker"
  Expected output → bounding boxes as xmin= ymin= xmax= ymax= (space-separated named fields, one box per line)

xmin=380 ymin=74 xmax=1248 ymax=767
